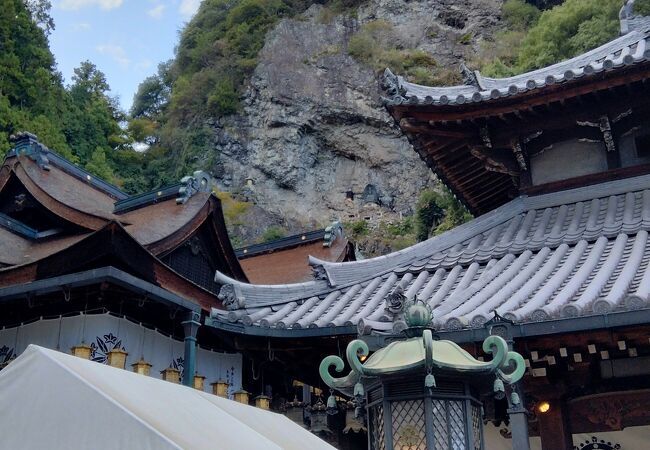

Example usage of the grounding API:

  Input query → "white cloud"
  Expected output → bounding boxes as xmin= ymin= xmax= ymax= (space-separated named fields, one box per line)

xmin=179 ymin=0 xmax=200 ymax=18
xmin=72 ymin=22 xmax=91 ymax=31
xmin=96 ymin=44 xmax=130 ymax=69
xmin=58 ymin=0 xmax=123 ymax=11
xmin=135 ymin=59 xmax=153 ymax=71
xmin=147 ymin=4 xmax=165 ymax=19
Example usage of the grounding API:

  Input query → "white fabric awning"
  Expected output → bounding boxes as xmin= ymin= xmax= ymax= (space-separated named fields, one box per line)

xmin=0 ymin=345 xmax=335 ymax=450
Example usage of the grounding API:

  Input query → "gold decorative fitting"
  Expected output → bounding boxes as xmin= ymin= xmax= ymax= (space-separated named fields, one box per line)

xmin=131 ymin=358 xmax=152 ymax=376
xmin=161 ymin=367 xmax=181 ymax=384
xmin=71 ymin=343 xmax=92 ymax=360
xmin=106 ymin=348 xmax=128 ymax=369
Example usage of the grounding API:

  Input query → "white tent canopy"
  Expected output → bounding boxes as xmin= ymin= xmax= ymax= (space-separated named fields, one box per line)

xmin=0 ymin=345 xmax=335 ymax=450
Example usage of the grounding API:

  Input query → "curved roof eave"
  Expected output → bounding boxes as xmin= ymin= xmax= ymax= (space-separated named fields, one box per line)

xmin=383 ymin=19 xmax=650 ymax=108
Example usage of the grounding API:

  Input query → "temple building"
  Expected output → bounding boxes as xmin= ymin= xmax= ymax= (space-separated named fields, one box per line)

xmin=208 ymin=3 xmax=650 ymax=449
xmin=0 ymin=131 xmax=249 ymax=391
xmin=3 ymin=2 xmax=650 ymax=449
xmin=0 ymin=131 xmax=355 ymax=418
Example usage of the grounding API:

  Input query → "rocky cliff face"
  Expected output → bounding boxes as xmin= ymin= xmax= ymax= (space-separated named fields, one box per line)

xmin=211 ymin=0 xmax=504 ymax=229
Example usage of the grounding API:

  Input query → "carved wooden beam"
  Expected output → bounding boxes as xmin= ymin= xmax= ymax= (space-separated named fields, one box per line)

xmin=575 ymin=115 xmax=616 ymax=152
xmin=569 ymin=390 xmax=650 ymax=433
xmin=510 ymin=138 xmax=527 ymax=171
xmin=470 ymin=146 xmax=520 ymax=176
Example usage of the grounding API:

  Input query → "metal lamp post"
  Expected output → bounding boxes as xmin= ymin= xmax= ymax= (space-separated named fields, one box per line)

xmin=320 ymin=299 xmax=526 ymax=450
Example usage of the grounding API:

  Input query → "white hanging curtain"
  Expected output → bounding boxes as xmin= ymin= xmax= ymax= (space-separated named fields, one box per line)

xmin=0 ymin=313 xmax=242 ymax=394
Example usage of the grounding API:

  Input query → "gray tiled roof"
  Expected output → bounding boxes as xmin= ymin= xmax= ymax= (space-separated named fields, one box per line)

xmin=383 ymin=14 xmax=650 ymax=107
xmin=212 ymin=174 xmax=650 ymax=333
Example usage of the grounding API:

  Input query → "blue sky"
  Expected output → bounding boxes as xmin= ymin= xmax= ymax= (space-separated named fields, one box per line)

xmin=49 ymin=0 xmax=201 ymax=112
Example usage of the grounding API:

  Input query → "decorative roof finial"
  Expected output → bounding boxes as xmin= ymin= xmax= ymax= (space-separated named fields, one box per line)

xmin=460 ymin=62 xmax=480 ymax=88
xmin=9 ymin=132 xmax=50 ymax=170
xmin=403 ymin=298 xmax=433 ymax=334
xmin=619 ymin=0 xmax=649 ymax=35
xmin=176 ymin=170 xmax=212 ymax=205
xmin=323 ymin=221 xmax=343 ymax=248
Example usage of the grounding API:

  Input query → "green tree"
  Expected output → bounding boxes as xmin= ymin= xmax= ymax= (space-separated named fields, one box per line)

xmin=260 ymin=225 xmax=287 ymax=243
xmin=130 ymin=61 xmax=172 ymax=119
xmin=502 ymin=0 xmax=540 ymax=31
xmin=85 ymin=146 xmax=115 ymax=182
xmin=516 ymin=0 xmax=620 ymax=71
xmin=636 ymin=0 xmax=650 ymax=15
xmin=25 ymin=0 xmax=55 ymax=36
xmin=415 ymin=190 xmax=445 ymax=241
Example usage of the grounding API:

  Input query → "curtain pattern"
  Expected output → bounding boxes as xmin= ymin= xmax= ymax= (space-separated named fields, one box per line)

xmin=0 ymin=313 xmax=242 ymax=396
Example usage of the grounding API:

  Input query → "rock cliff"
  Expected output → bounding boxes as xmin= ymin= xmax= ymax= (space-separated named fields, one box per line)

xmin=210 ymin=0 xmax=504 ymax=229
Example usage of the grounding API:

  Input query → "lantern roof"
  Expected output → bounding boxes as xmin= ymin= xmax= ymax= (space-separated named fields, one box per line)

xmin=361 ymin=338 xmax=493 ymax=375
xmin=320 ymin=329 xmax=525 ymax=395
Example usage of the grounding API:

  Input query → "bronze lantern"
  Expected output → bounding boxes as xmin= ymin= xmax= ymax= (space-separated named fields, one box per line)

xmin=343 ymin=400 xmax=367 ymax=434
xmin=320 ymin=300 xmax=526 ymax=450
xmin=284 ymin=395 xmax=306 ymax=428
xmin=309 ymin=397 xmax=332 ymax=434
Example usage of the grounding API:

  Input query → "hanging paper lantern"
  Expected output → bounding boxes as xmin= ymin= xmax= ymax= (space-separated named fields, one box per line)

xmin=161 ymin=366 xmax=181 ymax=383
xmin=211 ymin=380 xmax=229 ymax=398
xmin=254 ymin=394 xmax=271 ymax=410
xmin=233 ymin=389 xmax=251 ymax=405
xmin=107 ymin=348 xmax=128 ymax=369
xmin=131 ymin=358 xmax=152 ymax=376
xmin=71 ymin=343 xmax=92 ymax=360
xmin=193 ymin=374 xmax=206 ymax=391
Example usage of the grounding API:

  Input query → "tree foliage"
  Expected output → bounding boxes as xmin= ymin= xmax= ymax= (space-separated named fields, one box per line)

xmin=482 ymin=0 xmax=622 ymax=77
xmin=0 ymin=0 xmax=147 ymax=190
xmin=516 ymin=0 xmax=620 ymax=71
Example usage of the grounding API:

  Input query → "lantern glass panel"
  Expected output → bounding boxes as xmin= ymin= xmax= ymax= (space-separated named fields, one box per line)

xmin=471 ymin=403 xmax=482 ymax=450
xmin=431 ymin=399 xmax=449 ymax=450
xmin=448 ymin=400 xmax=466 ymax=450
xmin=391 ymin=399 xmax=426 ymax=450
xmin=369 ymin=404 xmax=385 ymax=450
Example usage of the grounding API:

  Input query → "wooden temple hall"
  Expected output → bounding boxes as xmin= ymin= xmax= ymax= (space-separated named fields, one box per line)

xmin=1 ymin=3 xmax=650 ymax=450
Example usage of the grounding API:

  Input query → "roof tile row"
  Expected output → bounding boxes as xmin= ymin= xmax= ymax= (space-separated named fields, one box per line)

xmin=212 ymin=174 xmax=650 ymax=334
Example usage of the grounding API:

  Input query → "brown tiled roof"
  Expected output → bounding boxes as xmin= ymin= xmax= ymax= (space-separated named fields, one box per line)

xmin=122 ymin=193 xmax=210 ymax=248
xmin=0 ymin=146 xmax=247 ymax=301
xmin=0 ymin=227 xmax=89 ymax=266
xmin=17 ymin=158 xmax=118 ymax=221
xmin=240 ymin=237 xmax=352 ymax=284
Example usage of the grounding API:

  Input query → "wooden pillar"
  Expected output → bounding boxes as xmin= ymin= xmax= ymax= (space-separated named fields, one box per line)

xmin=537 ymin=397 xmax=572 ymax=450
xmin=181 ymin=311 xmax=201 ymax=387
